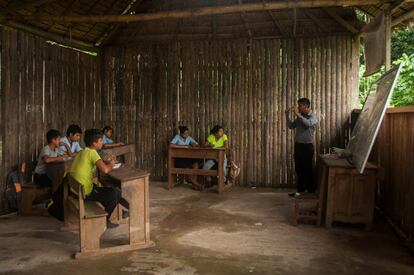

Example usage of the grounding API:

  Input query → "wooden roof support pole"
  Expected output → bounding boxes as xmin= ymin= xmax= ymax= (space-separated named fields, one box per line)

xmin=1 ymin=21 xmax=98 ymax=52
xmin=0 ymin=0 xmax=380 ymax=23
xmin=323 ymin=8 xmax=359 ymax=33
xmin=385 ymin=10 xmax=392 ymax=71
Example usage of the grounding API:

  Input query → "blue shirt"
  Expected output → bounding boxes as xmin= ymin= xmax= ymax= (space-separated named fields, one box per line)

xmin=170 ymin=134 xmax=198 ymax=146
xmin=103 ymin=135 xmax=114 ymax=144
xmin=58 ymin=136 xmax=82 ymax=155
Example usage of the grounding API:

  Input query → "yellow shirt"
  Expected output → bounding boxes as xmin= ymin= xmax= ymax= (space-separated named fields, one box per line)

xmin=207 ymin=134 xmax=228 ymax=148
xmin=70 ymin=147 xmax=101 ymax=196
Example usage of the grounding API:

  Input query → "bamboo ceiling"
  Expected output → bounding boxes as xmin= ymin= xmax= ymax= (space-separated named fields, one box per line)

xmin=0 ymin=0 xmax=413 ymax=51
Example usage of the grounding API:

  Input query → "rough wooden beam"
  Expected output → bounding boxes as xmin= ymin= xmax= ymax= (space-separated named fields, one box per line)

xmin=390 ymin=0 xmax=406 ymax=13
xmin=1 ymin=21 xmax=98 ymax=52
xmin=267 ymin=10 xmax=284 ymax=36
xmin=0 ymin=0 xmax=56 ymax=15
xmin=238 ymin=0 xmax=252 ymax=38
xmin=385 ymin=11 xmax=392 ymax=70
xmin=0 ymin=0 xmax=380 ymax=23
xmin=305 ymin=10 xmax=329 ymax=32
xmin=95 ymin=0 xmax=144 ymax=46
xmin=323 ymin=8 xmax=359 ymax=33
xmin=293 ymin=8 xmax=297 ymax=36
xmin=392 ymin=7 xmax=414 ymax=26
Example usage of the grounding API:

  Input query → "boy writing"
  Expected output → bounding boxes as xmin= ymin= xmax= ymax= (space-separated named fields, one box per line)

xmin=59 ymin=124 xmax=82 ymax=157
xmin=70 ymin=129 xmax=126 ymax=228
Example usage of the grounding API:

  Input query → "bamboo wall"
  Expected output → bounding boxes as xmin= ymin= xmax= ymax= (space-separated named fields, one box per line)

xmin=0 ymin=28 xmax=102 ymax=209
xmin=103 ymin=35 xmax=360 ymax=185
xmin=376 ymin=107 xmax=414 ymax=247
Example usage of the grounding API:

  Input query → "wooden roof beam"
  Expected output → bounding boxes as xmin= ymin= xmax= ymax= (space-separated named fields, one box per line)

xmin=95 ymin=0 xmax=144 ymax=46
xmin=238 ymin=0 xmax=253 ymax=38
xmin=323 ymin=8 xmax=359 ymax=33
xmin=0 ymin=0 xmax=380 ymax=23
xmin=305 ymin=10 xmax=329 ymax=32
xmin=1 ymin=21 xmax=98 ymax=52
xmin=392 ymin=7 xmax=414 ymax=25
xmin=0 ymin=0 xmax=57 ymax=15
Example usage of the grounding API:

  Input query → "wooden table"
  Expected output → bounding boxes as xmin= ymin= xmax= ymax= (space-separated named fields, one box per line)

xmin=101 ymin=144 xmax=135 ymax=167
xmin=168 ymin=147 xmax=230 ymax=193
xmin=46 ymin=158 xmax=73 ymax=192
xmin=99 ymin=166 xmax=154 ymax=251
xmin=319 ymin=156 xmax=378 ymax=229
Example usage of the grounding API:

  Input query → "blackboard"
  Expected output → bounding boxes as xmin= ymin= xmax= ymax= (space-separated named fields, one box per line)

xmin=345 ymin=64 xmax=402 ymax=173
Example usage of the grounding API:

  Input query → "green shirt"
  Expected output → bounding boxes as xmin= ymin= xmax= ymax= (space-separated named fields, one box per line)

xmin=207 ymin=134 xmax=228 ymax=148
xmin=70 ymin=147 xmax=101 ymax=196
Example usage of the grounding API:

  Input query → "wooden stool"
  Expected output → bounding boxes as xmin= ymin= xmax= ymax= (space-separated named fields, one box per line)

xmin=293 ymin=193 xmax=322 ymax=226
xmin=20 ymin=185 xmax=51 ymax=215
xmin=292 ymin=160 xmax=326 ymax=226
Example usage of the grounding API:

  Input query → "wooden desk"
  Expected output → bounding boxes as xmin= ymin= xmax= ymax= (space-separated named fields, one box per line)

xmin=168 ymin=147 xmax=230 ymax=193
xmin=46 ymin=158 xmax=73 ymax=192
xmin=101 ymin=144 xmax=135 ymax=167
xmin=99 ymin=166 xmax=154 ymax=251
xmin=319 ymin=156 xmax=378 ymax=229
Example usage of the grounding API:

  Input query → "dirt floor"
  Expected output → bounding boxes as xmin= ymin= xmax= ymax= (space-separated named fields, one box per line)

xmin=0 ymin=182 xmax=413 ymax=275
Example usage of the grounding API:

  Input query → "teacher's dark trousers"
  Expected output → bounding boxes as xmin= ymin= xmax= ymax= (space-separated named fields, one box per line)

xmin=294 ymin=143 xmax=315 ymax=193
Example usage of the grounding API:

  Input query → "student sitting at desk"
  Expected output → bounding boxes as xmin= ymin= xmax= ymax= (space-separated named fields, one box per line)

xmin=34 ymin=129 xmax=70 ymax=187
xmin=170 ymin=126 xmax=203 ymax=191
xmin=70 ymin=129 xmax=126 ymax=228
xmin=203 ymin=125 xmax=229 ymax=185
xmin=102 ymin=126 xmax=124 ymax=149
xmin=58 ymin=124 xmax=82 ymax=157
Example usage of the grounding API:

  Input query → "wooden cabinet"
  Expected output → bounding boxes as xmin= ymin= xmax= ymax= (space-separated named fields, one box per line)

xmin=319 ymin=157 xmax=378 ymax=229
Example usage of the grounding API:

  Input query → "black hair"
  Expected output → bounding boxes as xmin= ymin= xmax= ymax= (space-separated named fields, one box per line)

xmin=298 ymin=98 xmax=311 ymax=107
xmin=46 ymin=129 xmax=61 ymax=143
xmin=102 ymin=126 xmax=113 ymax=133
xmin=178 ymin=126 xmax=189 ymax=134
xmin=210 ymin=125 xmax=224 ymax=135
xmin=66 ymin=124 xmax=82 ymax=137
xmin=84 ymin=129 xmax=103 ymax=147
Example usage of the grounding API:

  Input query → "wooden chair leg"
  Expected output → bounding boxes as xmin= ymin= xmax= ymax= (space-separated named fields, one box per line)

xmin=293 ymin=199 xmax=299 ymax=226
xmin=81 ymin=217 xmax=106 ymax=252
xmin=20 ymin=189 xmax=36 ymax=215
xmin=316 ymin=202 xmax=322 ymax=226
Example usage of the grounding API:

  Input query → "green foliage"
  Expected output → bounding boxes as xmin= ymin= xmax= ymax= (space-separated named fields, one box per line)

xmin=392 ymin=28 xmax=414 ymax=61
xmin=359 ymin=28 xmax=414 ymax=107
xmin=359 ymin=53 xmax=414 ymax=107
xmin=391 ymin=54 xmax=414 ymax=106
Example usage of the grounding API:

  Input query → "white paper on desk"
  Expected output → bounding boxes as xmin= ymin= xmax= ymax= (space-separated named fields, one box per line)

xmin=113 ymin=163 xmax=122 ymax=169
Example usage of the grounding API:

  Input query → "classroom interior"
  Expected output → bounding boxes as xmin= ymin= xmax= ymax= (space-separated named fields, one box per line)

xmin=0 ymin=1 xmax=413 ymax=274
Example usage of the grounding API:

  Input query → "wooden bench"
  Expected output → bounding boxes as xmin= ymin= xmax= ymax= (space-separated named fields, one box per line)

xmin=168 ymin=147 xmax=231 ymax=193
xmin=63 ymin=174 xmax=108 ymax=258
xmin=20 ymin=162 xmax=52 ymax=215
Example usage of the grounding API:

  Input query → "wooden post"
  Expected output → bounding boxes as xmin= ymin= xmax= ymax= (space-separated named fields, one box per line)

xmin=384 ymin=11 xmax=392 ymax=71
